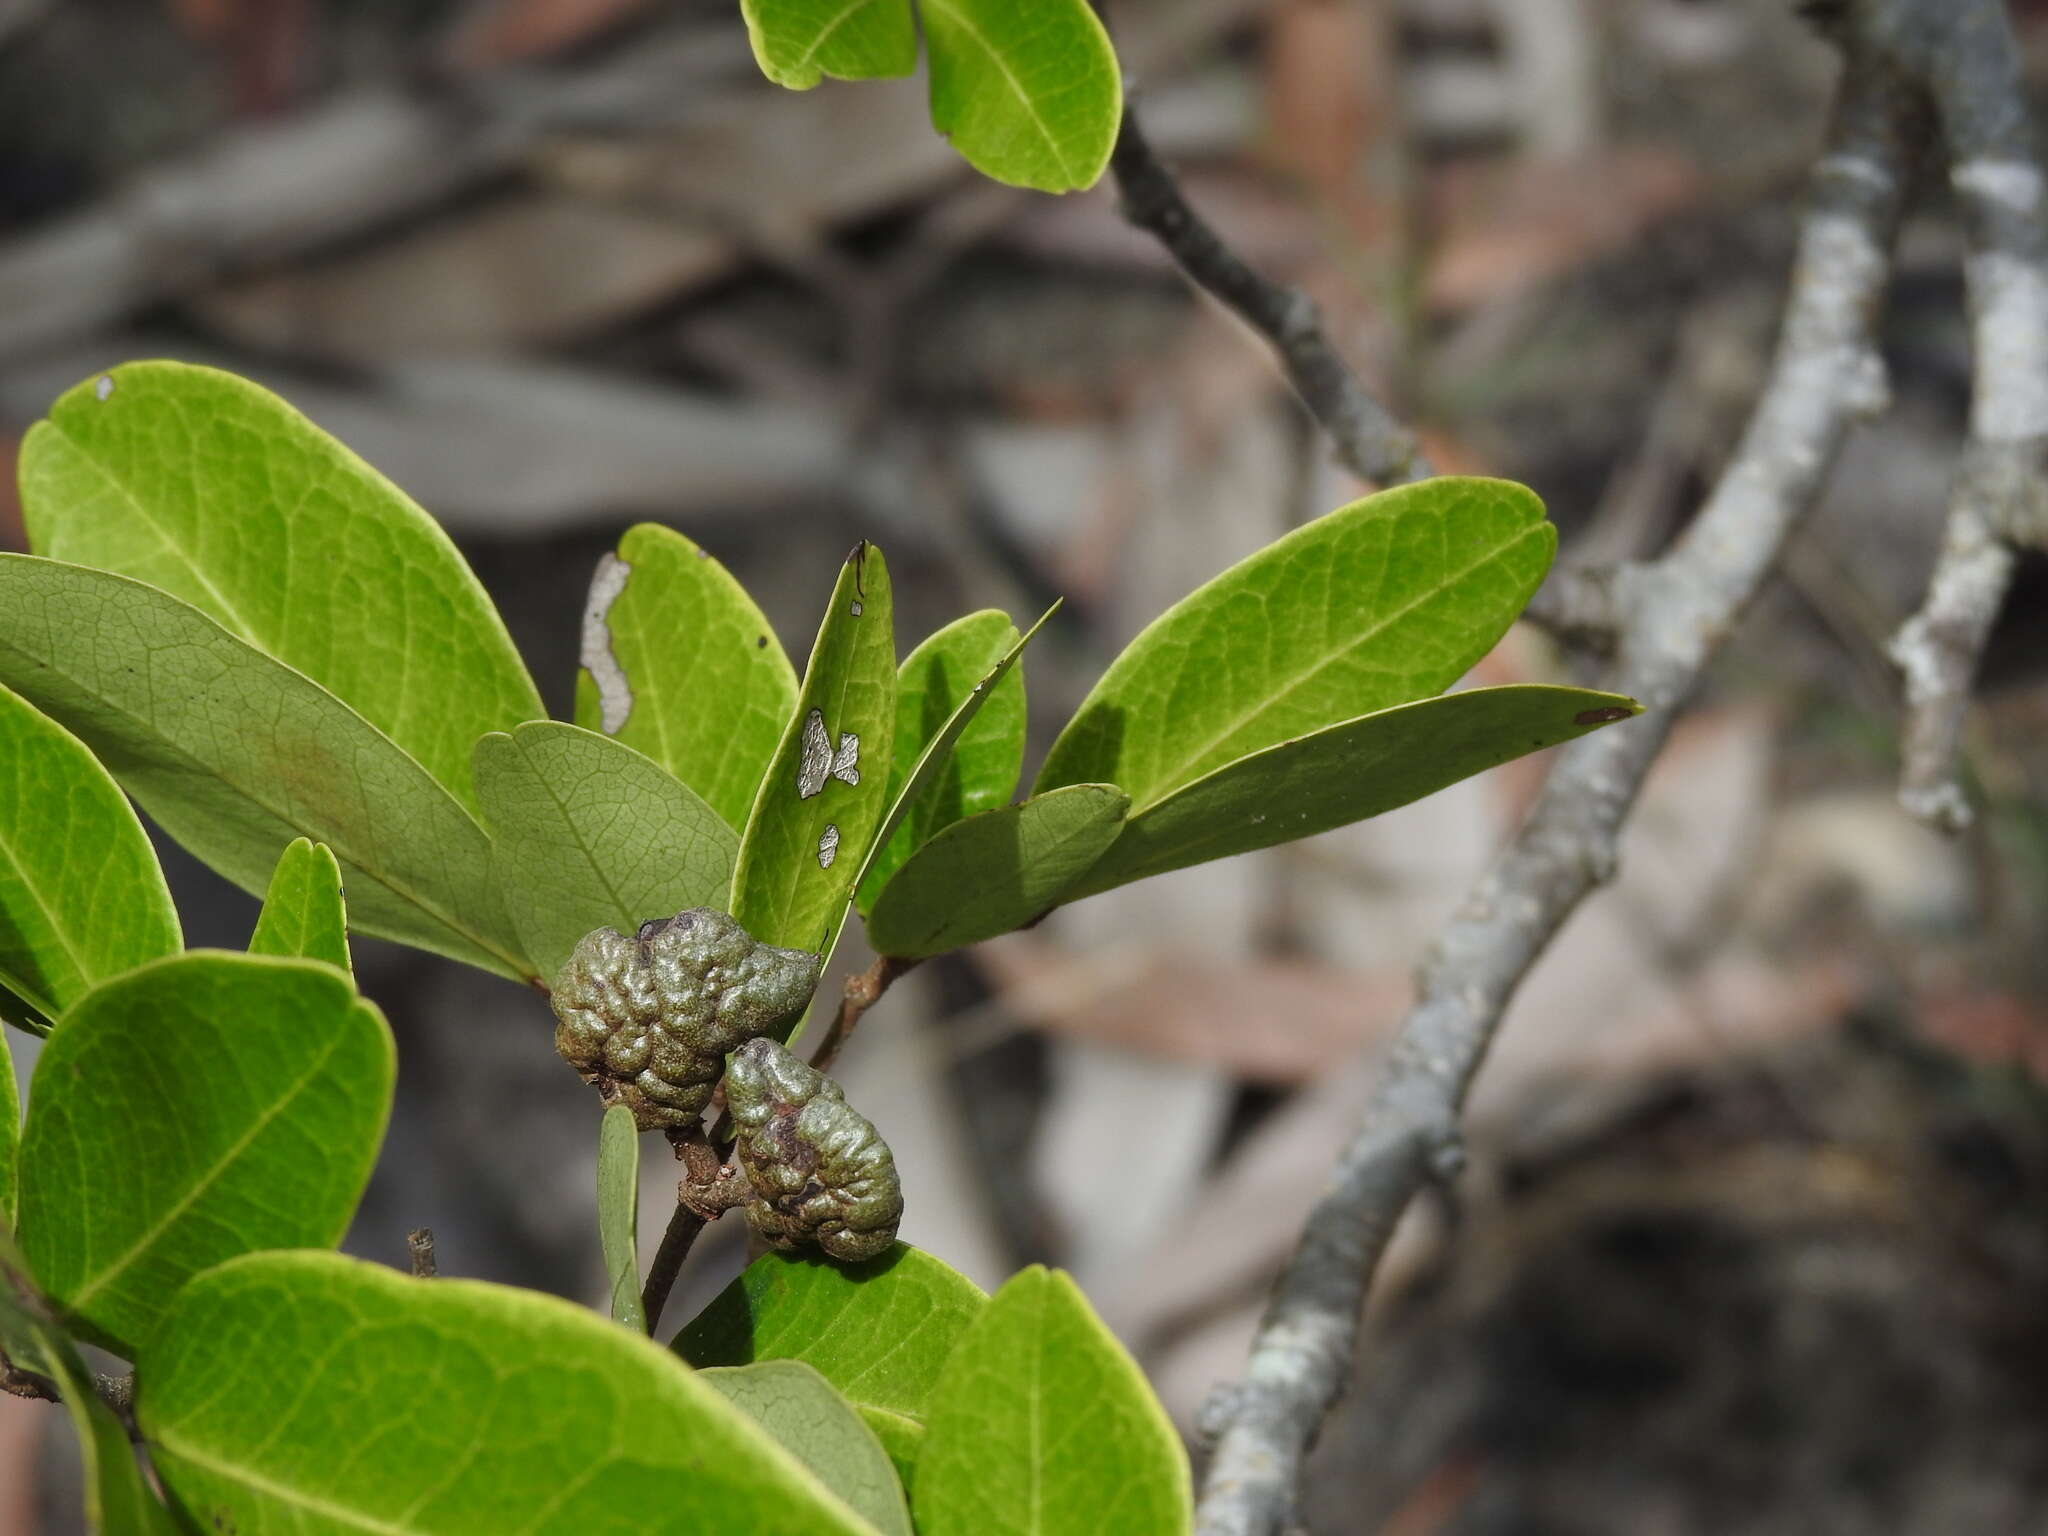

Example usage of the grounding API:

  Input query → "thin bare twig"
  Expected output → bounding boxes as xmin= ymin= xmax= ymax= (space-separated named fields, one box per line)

xmin=1192 ymin=27 xmax=1926 ymax=1535
xmin=1873 ymin=0 xmax=2048 ymax=830
xmin=1091 ymin=1 xmax=1429 ymax=487
xmin=639 ymin=1203 xmax=707 ymax=1336
xmin=807 ymin=954 xmax=918 ymax=1076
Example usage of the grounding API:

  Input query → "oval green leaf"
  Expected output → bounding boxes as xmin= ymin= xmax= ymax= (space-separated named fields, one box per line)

xmin=138 ymin=1250 xmax=889 ymax=1535
xmin=676 ymin=1244 xmax=988 ymax=1483
xmin=21 ymin=361 xmax=545 ymax=813
xmin=1036 ymin=477 xmax=1558 ymax=811
xmin=857 ymin=608 xmax=1038 ymax=913
xmin=475 ymin=722 xmax=739 ymax=985
xmin=16 ymin=952 xmax=395 ymax=1354
xmin=865 ymin=785 xmax=1127 ymax=960
xmin=1062 ymin=685 xmax=1643 ymax=901
xmin=0 ymin=1224 xmax=183 ymax=1534
xmin=598 ymin=1104 xmax=645 ymax=1332
xmin=915 ymin=1265 xmax=1191 ymax=1535
xmin=575 ymin=524 xmax=800 ymax=834
xmin=922 ymin=0 xmax=1122 ymax=192
xmin=0 ymin=682 xmax=180 ymax=1025
xmin=733 ymin=542 xmax=896 ymax=961
xmin=249 ymin=837 xmax=351 ymax=973
xmin=702 ymin=1361 xmax=913 ymax=1536
xmin=741 ymin=0 xmax=917 ymax=88
xmin=0 ymin=555 xmax=528 ymax=979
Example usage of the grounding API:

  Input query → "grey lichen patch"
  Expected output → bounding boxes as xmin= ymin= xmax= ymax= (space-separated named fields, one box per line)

xmin=797 ymin=709 xmax=861 ymax=798
xmin=724 ymin=1037 xmax=903 ymax=1262
xmin=579 ymin=553 xmax=634 ymax=735
xmin=550 ymin=908 xmax=820 ymax=1130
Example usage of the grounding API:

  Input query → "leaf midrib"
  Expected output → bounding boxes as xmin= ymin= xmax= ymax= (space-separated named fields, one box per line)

xmin=0 ymin=819 xmax=96 ymax=1017
xmin=45 ymin=423 xmax=264 ymax=644
xmin=68 ymin=1018 xmax=355 ymax=1313
xmin=152 ymin=1438 xmax=432 ymax=1536
xmin=788 ymin=0 xmax=889 ymax=73
xmin=922 ymin=0 xmax=1076 ymax=185
xmin=0 ymin=630 xmax=520 ymax=975
xmin=1129 ymin=525 xmax=1548 ymax=809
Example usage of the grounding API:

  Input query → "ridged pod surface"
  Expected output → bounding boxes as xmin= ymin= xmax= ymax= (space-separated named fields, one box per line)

xmin=550 ymin=909 xmax=819 ymax=1129
xmin=725 ymin=1037 xmax=903 ymax=1261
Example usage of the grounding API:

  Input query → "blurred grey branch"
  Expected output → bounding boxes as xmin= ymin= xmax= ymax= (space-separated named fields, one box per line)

xmin=1193 ymin=9 xmax=1939 ymax=1532
xmin=1874 ymin=0 xmax=2048 ymax=830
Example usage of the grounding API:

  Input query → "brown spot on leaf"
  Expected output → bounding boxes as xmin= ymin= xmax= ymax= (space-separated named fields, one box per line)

xmin=1575 ymin=706 xmax=1636 ymax=725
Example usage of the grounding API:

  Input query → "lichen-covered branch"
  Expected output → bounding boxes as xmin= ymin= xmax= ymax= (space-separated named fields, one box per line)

xmin=1871 ymin=0 xmax=2048 ymax=829
xmin=1192 ymin=32 xmax=1926 ymax=1536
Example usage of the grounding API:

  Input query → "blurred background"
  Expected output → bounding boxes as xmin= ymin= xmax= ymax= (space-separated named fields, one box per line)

xmin=6 ymin=0 xmax=2048 ymax=1530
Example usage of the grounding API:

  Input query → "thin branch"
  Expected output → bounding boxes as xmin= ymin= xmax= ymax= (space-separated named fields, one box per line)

xmin=639 ymin=1203 xmax=707 ymax=1336
xmin=1093 ymin=13 xmax=1429 ymax=486
xmin=807 ymin=954 xmax=918 ymax=1076
xmin=1871 ymin=0 xmax=2048 ymax=830
xmin=1193 ymin=31 xmax=1925 ymax=1536
xmin=1519 ymin=561 xmax=1626 ymax=652
xmin=1 ymin=1354 xmax=138 ymax=1438
xmin=640 ymin=1123 xmax=731 ymax=1336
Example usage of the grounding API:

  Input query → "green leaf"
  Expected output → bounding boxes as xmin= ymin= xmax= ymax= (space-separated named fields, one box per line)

xmin=598 ymin=1104 xmax=645 ymax=1333
xmin=0 ymin=682 xmax=181 ymax=1024
xmin=0 ymin=1031 xmax=15 ymax=1228
xmin=1063 ymin=686 xmax=1643 ymax=901
xmin=741 ymin=0 xmax=917 ymax=88
xmin=677 ymin=1244 xmax=988 ymax=1485
xmin=0 ymin=1224 xmax=182 ymax=1535
xmin=921 ymin=0 xmax=1122 ymax=192
xmin=733 ymin=542 xmax=896 ymax=961
xmin=865 ymin=785 xmax=1128 ymax=959
xmin=21 ymin=361 xmax=545 ymax=813
xmin=249 ymin=837 xmax=350 ymax=973
xmin=1036 ymin=477 xmax=1558 ymax=811
xmin=856 ymin=608 xmax=1037 ymax=914
xmin=0 ymin=555 xmax=529 ymax=980
xmin=475 ymin=722 xmax=739 ymax=985
xmin=16 ymin=952 xmax=394 ymax=1354
xmin=914 ymin=1266 xmax=1191 ymax=1536
xmin=574 ymin=524 xmax=800 ymax=835
xmin=0 ymin=1216 xmax=40 ymax=1367
xmin=139 ymin=1250 xmax=888 ymax=1535
xmin=701 ymin=1361 xmax=913 ymax=1536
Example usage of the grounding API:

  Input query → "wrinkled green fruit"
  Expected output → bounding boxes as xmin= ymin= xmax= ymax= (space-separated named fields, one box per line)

xmin=551 ymin=909 xmax=820 ymax=1130
xmin=725 ymin=1037 xmax=903 ymax=1262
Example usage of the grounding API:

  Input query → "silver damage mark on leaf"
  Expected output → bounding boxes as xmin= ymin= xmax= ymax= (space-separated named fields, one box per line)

xmin=580 ymin=553 xmax=633 ymax=734
xmin=850 ymin=599 xmax=864 ymax=616
xmin=818 ymin=824 xmax=841 ymax=868
xmin=796 ymin=708 xmax=860 ymax=798
xmin=94 ymin=374 xmax=114 ymax=402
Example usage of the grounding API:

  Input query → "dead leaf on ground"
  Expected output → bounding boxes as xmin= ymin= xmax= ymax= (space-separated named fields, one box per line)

xmin=1427 ymin=149 xmax=1704 ymax=312
xmin=974 ymin=934 xmax=1411 ymax=1082
xmin=191 ymin=194 xmax=734 ymax=361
